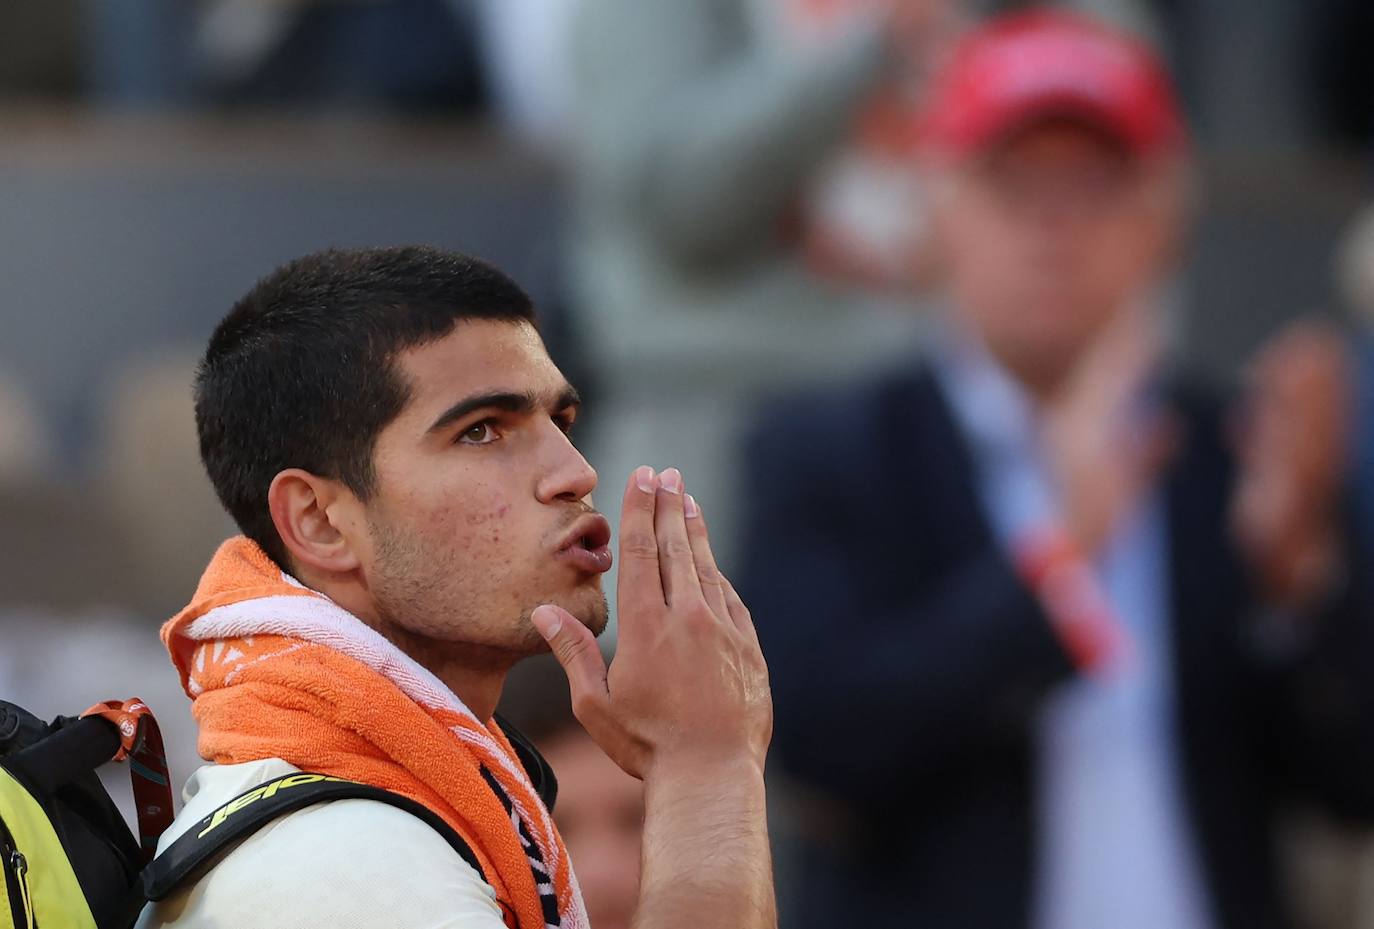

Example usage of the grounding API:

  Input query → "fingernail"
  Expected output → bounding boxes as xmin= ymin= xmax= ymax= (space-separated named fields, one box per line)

xmin=530 ymin=606 xmax=562 ymax=639
xmin=634 ymin=466 xmax=656 ymax=493
xmin=684 ymin=493 xmax=701 ymax=518
xmin=660 ymin=468 xmax=683 ymax=494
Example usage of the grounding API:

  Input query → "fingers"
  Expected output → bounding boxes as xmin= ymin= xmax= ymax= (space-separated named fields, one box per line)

xmin=1059 ymin=306 xmax=1160 ymax=419
xmin=618 ymin=466 xmax=665 ymax=612
xmin=720 ymin=573 xmax=761 ymax=650
xmin=1253 ymin=325 xmax=1350 ymax=486
xmin=531 ymin=604 xmax=611 ymax=722
xmin=684 ymin=493 xmax=731 ymax=621
xmin=653 ymin=468 xmax=702 ymax=606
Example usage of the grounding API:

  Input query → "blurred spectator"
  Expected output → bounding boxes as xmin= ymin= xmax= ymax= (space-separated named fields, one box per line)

xmin=0 ymin=1 xmax=82 ymax=100
xmin=469 ymin=0 xmax=578 ymax=146
xmin=94 ymin=350 xmax=232 ymax=616
xmin=1336 ymin=205 xmax=1374 ymax=548
xmin=742 ymin=10 xmax=1374 ymax=929
xmin=500 ymin=655 xmax=643 ymax=929
xmin=565 ymin=0 xmax=944 ymax=591
xmin=198 ymin=0 xmax=486 ymax=112
xmin=0 ymin=481 xmax=144 ymax=612
xmin=83 ymin=0 xmax=194 ymax=107
xmin=0 ymin=370 xmax=53 ymax=487
xmin=89 ymin=0 xmax=488 ymax=113
xmin=0 ymin=371 xmax=144 ymax=610
xmin=1310 ymin=0 xmax=1374 ymax=149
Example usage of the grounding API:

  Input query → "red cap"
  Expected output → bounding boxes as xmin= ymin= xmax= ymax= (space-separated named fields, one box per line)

xmin=920 ymin=8 xmax=1185 ymax=159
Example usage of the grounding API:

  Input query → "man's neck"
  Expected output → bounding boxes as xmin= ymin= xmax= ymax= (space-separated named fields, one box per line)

xmin=1003 ymin=357 xmax=1069 ymax=407
xmin=982 ymin=335 xmax=1083 ymax=406
xmin=293 ymin=568 xmax=514 ymax=721
xmin=371 ymin=622 xmax=516 ymax=722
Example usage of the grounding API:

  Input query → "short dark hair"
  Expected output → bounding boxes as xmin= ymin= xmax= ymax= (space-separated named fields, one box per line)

xmin=195 ymin=245 xmax=537 ymax=568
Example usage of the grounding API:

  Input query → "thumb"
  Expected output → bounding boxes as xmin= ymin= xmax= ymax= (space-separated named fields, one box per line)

xmin=531 ymin=604 xmax=609 ymax=715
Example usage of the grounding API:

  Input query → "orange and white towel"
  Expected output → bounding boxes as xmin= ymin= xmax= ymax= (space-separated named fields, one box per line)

xmin=162 ymin=537 xmax=587 ymax=929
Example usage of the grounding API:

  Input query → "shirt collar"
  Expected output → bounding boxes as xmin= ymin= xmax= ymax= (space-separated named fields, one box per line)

xmin=931 ymin=320 xmax=1042 ymax=462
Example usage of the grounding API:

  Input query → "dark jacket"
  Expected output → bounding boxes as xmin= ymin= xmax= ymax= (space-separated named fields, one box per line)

xmin=739 ymin=364 xmax=1374 ymax=929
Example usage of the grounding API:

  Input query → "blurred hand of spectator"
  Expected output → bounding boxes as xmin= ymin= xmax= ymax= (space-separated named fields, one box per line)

xmin=1042 ymin=307 xmax=1175 ymax=553
xmin=1232 ymin=320 xmax=1352 ymax=608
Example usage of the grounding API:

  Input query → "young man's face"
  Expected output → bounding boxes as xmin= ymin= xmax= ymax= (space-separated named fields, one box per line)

xmin=354 ymin=319 xmax=609 ymax=656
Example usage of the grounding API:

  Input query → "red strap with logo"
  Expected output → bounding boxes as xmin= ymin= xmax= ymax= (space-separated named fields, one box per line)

xmin=81 ymin=698 xmax=175 ymax=863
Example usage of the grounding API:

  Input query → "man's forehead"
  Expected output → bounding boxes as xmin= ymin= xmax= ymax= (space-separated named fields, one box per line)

xmin=396 ymin=319 xmax=563 ymax=408
xmin=400 ymin=318 xmax=549 ymax=382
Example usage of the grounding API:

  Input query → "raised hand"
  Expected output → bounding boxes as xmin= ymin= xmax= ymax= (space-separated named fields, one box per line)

xmin=1042 ymin=307 xmax=1176 ymax=554
xmin=531 ymin=466 xmax=771 ymax=781
xmin=1231 ymin=320 xmax=1351 ymax=607
xmin=533 ymin=467 xmax=777 ymax=929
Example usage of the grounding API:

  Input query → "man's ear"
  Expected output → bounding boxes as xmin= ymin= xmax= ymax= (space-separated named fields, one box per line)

xmin=267 ymin=468 xmax=363 ymax=576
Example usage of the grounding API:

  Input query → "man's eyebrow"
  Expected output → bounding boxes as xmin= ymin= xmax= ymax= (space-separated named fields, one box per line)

xmin=426 ymin=385 xmax=582 ymax=435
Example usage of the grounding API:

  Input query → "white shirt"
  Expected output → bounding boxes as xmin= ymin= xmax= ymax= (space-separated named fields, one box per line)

xmin=136 ymin=758 xmax=508 ymax=929
xmin=934 ymin=333 xmax=1214 ymax=929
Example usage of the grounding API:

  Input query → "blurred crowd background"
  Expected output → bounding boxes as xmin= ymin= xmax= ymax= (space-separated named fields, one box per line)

xmin=5 ymin=1 xmax=1374 ymax=928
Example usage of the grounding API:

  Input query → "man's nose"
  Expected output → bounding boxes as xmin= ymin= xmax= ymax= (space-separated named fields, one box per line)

xmin=536 ymin=427 xmax=598 ymax=503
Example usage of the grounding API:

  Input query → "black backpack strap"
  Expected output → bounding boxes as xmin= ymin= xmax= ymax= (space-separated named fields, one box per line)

xmin=0 ymin=715 xmax=120 ymax=792
xmin=0 ymin=702 xmax=58 ymax=758
xmin=493 ymin=713 xmax=558 ymax=812
xmin=140 ymin=773 xmax=485 ymax=902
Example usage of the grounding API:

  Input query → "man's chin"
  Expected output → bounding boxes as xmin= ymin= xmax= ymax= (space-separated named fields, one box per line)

xmin=528 ymin=590 xmax=609 ymax=645
xmin=585 ymin=604 xmax=610 ymax=638
xmin=576 ymin=592 xmax=611 ymax=638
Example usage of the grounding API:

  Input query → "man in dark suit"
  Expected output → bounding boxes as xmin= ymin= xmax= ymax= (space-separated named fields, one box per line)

xmin=740 ymin=9 xmax=1374 ymax=929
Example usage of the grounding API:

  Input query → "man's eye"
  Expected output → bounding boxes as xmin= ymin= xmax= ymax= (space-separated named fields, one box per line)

xmin=459 ymin=421 xmax=499 ymax=445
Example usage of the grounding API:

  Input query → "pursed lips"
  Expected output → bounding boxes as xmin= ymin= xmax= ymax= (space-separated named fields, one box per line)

xmin=554 ymin=512 xmax=614 ymax=574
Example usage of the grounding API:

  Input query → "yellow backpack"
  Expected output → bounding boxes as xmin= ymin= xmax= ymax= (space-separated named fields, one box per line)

xmin=0 ymin=699 xmax=171 ymax=929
